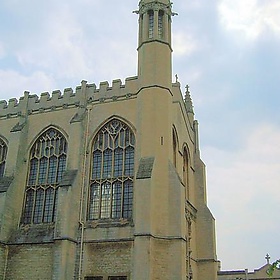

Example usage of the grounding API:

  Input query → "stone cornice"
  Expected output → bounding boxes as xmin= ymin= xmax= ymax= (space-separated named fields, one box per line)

xmin=136 ymin=1 xmax=177 ymax=16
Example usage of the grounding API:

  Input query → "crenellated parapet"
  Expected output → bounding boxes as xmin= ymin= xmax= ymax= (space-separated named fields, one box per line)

xmin=0 ymin=76 xmax=139 ymax=119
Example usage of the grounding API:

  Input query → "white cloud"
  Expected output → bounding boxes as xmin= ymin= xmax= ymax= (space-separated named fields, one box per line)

xmin=15 ymin=5 xmax=92 ymax=80
xmin=173 ymin=32 xmax=199 ymax=56
xmin=12 ymin=2 xmax=137 ymax=86
xmin=218 ymin=0 xmax=280 ymax=40
xmin=205 ymin=123 xmax=280 ymax=269
xmin=0 ymin=70 xmax=55 ymax=100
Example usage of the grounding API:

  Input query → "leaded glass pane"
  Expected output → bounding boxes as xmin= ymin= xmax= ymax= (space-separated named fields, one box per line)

xmin=124 ymin=147 xmax=134 ymax=177
xmin=89 ymin=183 xmax=101 ymax=220
xmin=101 ymin=182 xmax=111 ymax=219
xmin=88 ymin=119 xmax=135 ymax=220
xmin=103 ymin=149 xmax=112 ymax=178
xmin=57 ymin=155 xmax=66 ymax=182
xmin=23 ymin=189 xmax=34 ymax=224
xmin=123 ymin=180 xmax=133 ymax=219
xmin=114 ymin=148 xmax=123 ymax=178
xmin=43 ymin=188 xmax=55 ymax=223
xmin=92 ymin=150 xmax=102 ymax=179
xmin=33 ymin=188 xmax=44 ymax=223
xmin=38 ymin=157 xmax=47 ymax=184
xmin=47 ymin=156 xmax=57 ymax=184
xmin=28 ymin=158 xmax=38 ymax=185
xmin=112 ymin=181 xmax=122 ymax=218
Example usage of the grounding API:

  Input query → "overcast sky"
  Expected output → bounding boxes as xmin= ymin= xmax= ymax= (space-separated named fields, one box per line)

xmin=1 ymin=0 xmax=279 ymax=272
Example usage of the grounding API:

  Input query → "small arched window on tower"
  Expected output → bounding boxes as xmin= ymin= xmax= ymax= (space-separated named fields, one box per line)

xmin=158 ymin=10 xmax=164 ymax=39
xmin=148 ymin=10 xmax=154 ymax=39
xmin=183 ymin=148 xmax=190 ymax=200
xmin=88 ymin=119 xmax=135 ymax=221
xmin=22 ymin=128 xmax=67 ymax=224
xmin=0 ymin=138 xmax=8 ymax=178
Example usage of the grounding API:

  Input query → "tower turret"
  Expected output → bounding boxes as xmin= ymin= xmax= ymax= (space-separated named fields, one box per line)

xmin=135 ymin=0 xmax=176 ymax=87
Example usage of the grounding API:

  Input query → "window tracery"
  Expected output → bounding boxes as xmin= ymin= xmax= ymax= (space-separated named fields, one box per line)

xmin=22 ymin=128 xmax=67 ymax=224
xmin=88 ymin=119 xmax=135 ymax=221
xmin=0 ymin=138 xmax=7 ymax=178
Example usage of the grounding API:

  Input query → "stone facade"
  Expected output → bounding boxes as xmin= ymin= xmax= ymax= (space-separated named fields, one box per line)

xmin=0 ymin=0 xmax=218 ymax=279
xmin=218 ymin=261 xmax=280 ymax=280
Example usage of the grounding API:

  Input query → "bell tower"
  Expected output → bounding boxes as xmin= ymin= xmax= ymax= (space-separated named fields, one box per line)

xmin=136 ymin=0 xmax=176 ymax=87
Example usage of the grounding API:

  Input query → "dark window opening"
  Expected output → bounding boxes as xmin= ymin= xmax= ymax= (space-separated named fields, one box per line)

xmin=0 ymin=138 xmax=7 ymax=178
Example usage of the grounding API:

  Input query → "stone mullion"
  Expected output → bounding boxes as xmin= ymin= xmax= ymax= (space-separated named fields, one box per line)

xmin=164 ymin=13 xmax=169 ymax=43
xmin=153 ymin=9 xmax=159 ymax=39
xmin=141 ymin=12 xmax=147 ymax=42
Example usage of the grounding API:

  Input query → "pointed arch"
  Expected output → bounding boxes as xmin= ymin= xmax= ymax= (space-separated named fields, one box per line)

xmin=0 ymin=137 xmax=8 ymax=178
xmin=27 ymin=125 xmax=69 ymax=152
xmin=21 ymin=127 xmax=68 ymax=224
xmin=88 ymin=115 xmax=136 ymax=149
xmin=88 ymin=118 xmax=135 ymax=220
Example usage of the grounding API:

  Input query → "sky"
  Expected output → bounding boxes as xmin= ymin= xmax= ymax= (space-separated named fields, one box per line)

xmin=0 ymin=0 xmax=280 ymax=272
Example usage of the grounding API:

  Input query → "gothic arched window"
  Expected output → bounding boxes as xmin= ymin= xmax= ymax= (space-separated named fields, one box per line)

xmin=22 ymin=128 xmax=67 ymax=224
xmin=158 ymin=10 xmax=164 ymax=39
xmin=148 ymin=10 xmax=154 ymax=39
xmin=88 ymin=119 xmax=135 ymax=221
xmin=0 ymin=138 xmax=7 ymax=178
xmin=183 ymin=148 xmax=190 ymax=200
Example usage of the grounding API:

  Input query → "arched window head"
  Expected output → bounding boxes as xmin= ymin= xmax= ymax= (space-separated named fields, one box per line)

xmin=88 ymin=119 xmax=135 ymax=221
xmin=0 ymin=138 xmax=7 ymax=178
xmin=158 ymin=10 xmax=164 ymax=39
xmin=22 ymin=128 xmax=67 ymax=224
xmin=148 ymin=10 xmax=154 ymax=39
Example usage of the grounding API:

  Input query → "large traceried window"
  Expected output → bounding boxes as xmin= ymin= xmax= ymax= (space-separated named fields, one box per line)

xmin=22 ymin=128 xmax=67 ymax=224
xmin=0 ymin=138 xmax=7 ymax=178
xmin=88 ymin=119 xmax=135 ymax=221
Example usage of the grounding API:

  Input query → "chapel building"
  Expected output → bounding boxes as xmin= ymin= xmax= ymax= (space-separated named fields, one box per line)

xmin=0 ymin=0 xmax=218 ymax=279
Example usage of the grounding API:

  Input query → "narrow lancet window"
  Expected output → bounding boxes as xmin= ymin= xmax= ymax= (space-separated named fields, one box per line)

xmin=148 ymin=10 xmax=154 ymax=39
xmin=158 ymin=10 xmax=164 ymax=39
xmin=172 ymin=129 xmax=177 ymax=168
xmin=183 ymin=148 xmax=190 ymax=199
xmin=88 ymin=119 xmax=135 ymax=221
xmin=0 ymin=138 xmax=7 ymax=178
xmin=22 ymin=128 xmax=67 ymax=224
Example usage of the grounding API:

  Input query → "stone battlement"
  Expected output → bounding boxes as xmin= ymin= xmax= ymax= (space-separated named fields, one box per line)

xmin=0 ymin=76 xmax=139 ymax=118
